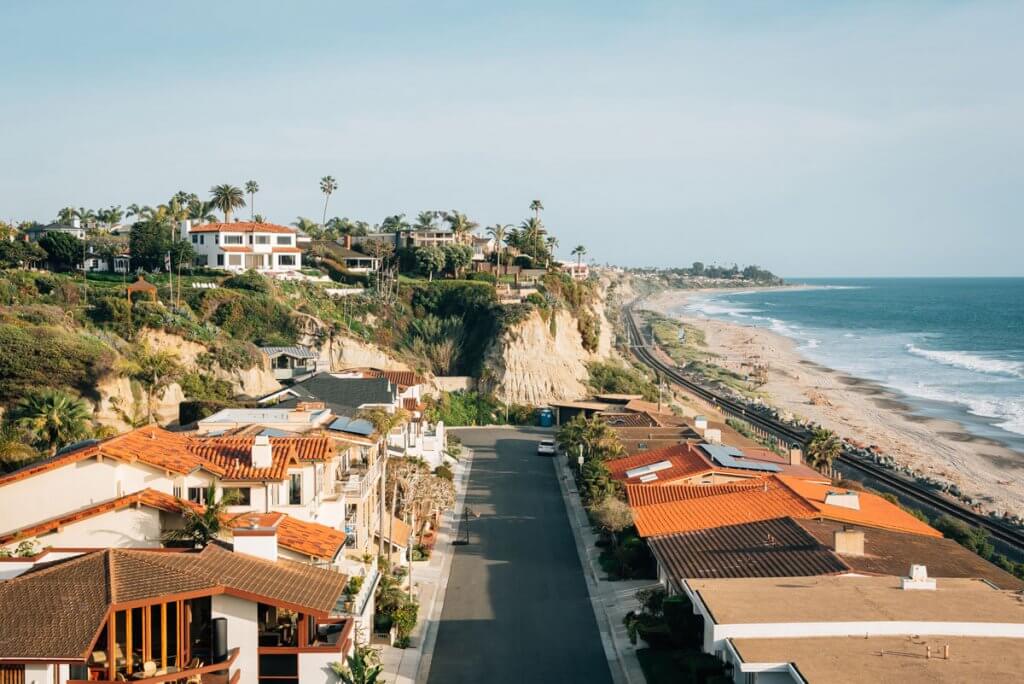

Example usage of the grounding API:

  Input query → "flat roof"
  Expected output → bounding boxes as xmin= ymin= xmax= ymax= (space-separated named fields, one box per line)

xmin=549 ymin=400 xmax=617 ymax=411
xmin=688 ymin=575 xmax=1024 ymax=625
xmin=731 ymin=636 xmax=1024 ymax=684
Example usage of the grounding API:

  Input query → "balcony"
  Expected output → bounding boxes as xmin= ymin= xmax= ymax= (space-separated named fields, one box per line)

xmin=334 ymin=558 xmax=380 ymax=618
xmin=341 ymin=456 xmax=383 ymax=500
xmin=72 ymin=648 xmax=239 ymax=684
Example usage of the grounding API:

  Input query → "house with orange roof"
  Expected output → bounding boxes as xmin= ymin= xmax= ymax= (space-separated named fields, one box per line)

xmin=606 ymin=443 xmax=829 ymax=487
xmin=625 ymin=475 xmax=942 ymax=539
xmin=179 ymin=219 xmax=303 ymax=273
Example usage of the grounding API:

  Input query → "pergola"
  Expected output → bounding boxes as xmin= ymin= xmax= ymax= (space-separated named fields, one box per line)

xmin=127 ymin=276 xmax=158 ymax=303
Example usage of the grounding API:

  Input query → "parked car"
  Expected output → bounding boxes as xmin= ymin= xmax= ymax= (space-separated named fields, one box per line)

xmin=537 ymin=439 xmax=557 ymax=455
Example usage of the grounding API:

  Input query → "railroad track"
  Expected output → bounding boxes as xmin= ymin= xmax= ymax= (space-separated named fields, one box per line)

xmin=623 ymin=303 xmax=1024 ymax=553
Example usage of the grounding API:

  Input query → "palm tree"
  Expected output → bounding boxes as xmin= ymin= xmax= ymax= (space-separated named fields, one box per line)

xmin=806 ymin=427 xmax=842 ymax=471
xmin=209 ymin=184 xmax=246 ymax=223
xmin=15 ymin=390 xmax=91 ymax=456
xmin=414 ymin=210 xmax=436 ymax=230
xmin=126 ymin=204 xmax=142 ymax=222
xmin=529 ymin=199 xmax=544 ymax=221
xmin=357 ymin=408 xmax=408 ymax=558
xmin=57 ymin=207 xmax=77 ymax=224
xmin=162 ymin=483 xmax=242 ymax=549
xmin=292 ymin=216 xmax=321 ymax=239
xmin=187 ymin=198 xmax=218 ymax=224
xmin=75 ymin=207 xmax=98 ymax=230
xmin=571 ymin=244 xmax=587 ymax=266
xmin=487 ymin=224 xmax=510 ymax=272
xmin=545 ymin=236 xmax=559 ymax=267
xmin=120 ymin=344 xmax=182 ymax=424
xmin=520 ymin=217 xmax=544 ymax=258
xmin=0 ymin=425 xmax=39 ymax=474
xmin=445 ymin=211 xmax=478 ymax=241
xmin=245 ymin=180 xmax=260 ymax=220
xmin=320 ymin=176 xmax=339 ymax=226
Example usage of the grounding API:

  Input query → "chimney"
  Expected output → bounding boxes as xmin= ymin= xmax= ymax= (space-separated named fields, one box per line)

xmin=694 ymin=416 xmax=708 ymax=431
xmin=824 ymin=490 xmax=860 ymax=510
xmin=901 ymin=564 xmax=936 ymax=591
xmin=233 ymin=514 xmax=279 ymax=562
xmin=703 ymin=428 xmax=722 ymax=445
xmin=833 ymin=528 xmax=865 ymax=556
xmin=71 ymin=216 xmax=82 ymax=229
xmin=179 ymin=219 xmax=192 ymax=240
xmin=344 ymin=234 xmax=352 ymax=249
xmin=788 ymin=447 xmax=803 ymax=466
xmin=251 ymin=435 xmax=273 ymax=469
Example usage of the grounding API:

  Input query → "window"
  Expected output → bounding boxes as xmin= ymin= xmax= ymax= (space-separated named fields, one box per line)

xmin=223 ymin=235 xmax=244 ymax=245
xmin=270 ymin=483 xmax=279 ymax=506
xmin=173 ymin=483 xmax=183 ymax=499
xmin=278 ymin=255 xmax=296 ymax=266
xmin=194 ymin=254 xmax=208 ymax=266
xmin=191 ymin=235 xmax=198 ymax=244
xmin=289 ymin=473 xmax=302 ymax=505
xmin=223 ymin=487 xmax=251 ymax=505
xmin=228 ymin=254 xmax=242 ymax=266
xmin=216 ymin=254 xmax=224 ymax=266
xmin=187 ymin=487 xmax=208 ymax=504
xmin=276 ymin=235 xmax=292 ymax=245
xmin=254 ymin=235 xmax=270 ymax=244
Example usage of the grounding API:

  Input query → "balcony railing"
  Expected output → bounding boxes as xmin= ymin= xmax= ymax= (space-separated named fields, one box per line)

xmin=334 ymin=558 xmax=380 ymax=618
xmin=341 ymin=455 xmax=383 ymax=500
xmin=72 ymin=648 xmax=239 ymax=684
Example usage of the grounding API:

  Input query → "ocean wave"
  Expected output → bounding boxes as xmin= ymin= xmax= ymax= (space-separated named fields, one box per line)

xmin=803 ymin=338 xmax=821 ymax=349
xmin=684 ymin=299 xmax=760 ymax=318
xmin=890 ymin=382 xmax=1024 ymax=438
xmin=905 ymin=344 xmax=1024 ymax=379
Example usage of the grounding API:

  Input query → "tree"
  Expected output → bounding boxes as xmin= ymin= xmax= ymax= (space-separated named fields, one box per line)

xmin=556 ymin=414 xmax=623 ymax=462
xmin=442 ymin=244 xmax=472 ymax=278
xmin=545 ymin=236 xmax=559 ymax=266
xmin=209 ymin=184 xmax=246 ymax=222
xmin=415 ymin=245 xmax=445 ymax=281
xmin=0 ymin=425 xmax=39 ymax=474
xmin=187 ymin=198 xmax=218 ymax=224
xmin=591 ymin=496 xmax=634 ymax=569
xmin=358 ymin=408 xmax=408 ymax=558
xmin=244 ymin=180 xmax=260 ymax=220
xmin=292 ymin=216 xmax=322 ymax=239
xmin=806 ymin=427 xmax=842 ymax=470
xmin=571 ymin=244 xmax=587 ymax=266
xmin=519 ymin=216 xmax=545 ymax=259
xmin=691 ymin=261 xmax=705 ymax=275
xmin=445 ymin=211 xmax=478 ymax=240
xmin=57 ymin=207 xmax=77 ymax=224
xmin=487 ymin=224 xmax=509 ymax=272
xmin=120 ymin=344 xmax=182 ymax=424
xmin=414 ymin=210 xmax=436 ymax=230
xmin=529 ymin=199 xmax=544 ymax=221
xmin=15 ymin=390 xmax=91 ymax=456
xmin=0 ymin=240 xmax=46 ymax=269
xmin=162 ymin=483 xmax=242 ymax=548
xmin=97 ymin=205 xmax=123 ymax=228
xmin=75 ymin=207 xmax=98 ymax=230
xmin=380 ymin=213 xmax=410 ymax=233
xmin=320 ymin=176 xmax=339 ymax=225
xmin=38 ymin=232 xmax=83 ymax=272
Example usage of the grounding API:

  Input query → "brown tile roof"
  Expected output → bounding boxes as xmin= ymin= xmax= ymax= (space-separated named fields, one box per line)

xmin=183 ymin=436 xmax=306 ymax=481
xmin=360 ymin=368 xmax=425 ymax=388
xmin=597 ymin=412 xmax=658 ymax=427
xmin=795 ymin=519 xmax=1024 ymax=590
xmin=0 ymin=545 xmax=348 ymax=660
xmin=626 ymin=479 xmax=819 ymax=537
xmin=402 ymin=398 xmax=425 ymax=412
xmin=189 ymin=222 xmax=296 ymax=234
xmin=649 ymin=517 xmax=851 ymax=580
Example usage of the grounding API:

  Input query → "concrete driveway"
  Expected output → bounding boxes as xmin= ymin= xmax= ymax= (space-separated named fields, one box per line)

xmin=425 ymin=427 xmax=614 ymax=684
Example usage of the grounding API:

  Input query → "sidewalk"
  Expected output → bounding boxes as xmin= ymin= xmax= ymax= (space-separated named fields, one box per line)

xmin=553 ymin=456 xmax=658 ymax=684
xmin=377 ymin=448 xmax=474 ymax=684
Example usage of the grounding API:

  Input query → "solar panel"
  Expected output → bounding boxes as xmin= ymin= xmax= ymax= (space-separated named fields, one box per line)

xmin=625 ymin=460 xmax=674 ymax=479
xmin=699 ymin=443 xmax=781 ymax=473
xmin=259 ymin=428 xmax=294 ymax=437
xmin=329 ymin=416 xmax=375 ymax=436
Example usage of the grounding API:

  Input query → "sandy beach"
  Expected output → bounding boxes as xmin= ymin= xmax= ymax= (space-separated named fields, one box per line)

xmin=641 ymin=288 xmax=1024 ymax=518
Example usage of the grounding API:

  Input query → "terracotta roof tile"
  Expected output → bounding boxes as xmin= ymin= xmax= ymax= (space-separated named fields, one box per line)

xmin=274 ymin=517 xmax=346 ymax=560
xmin=606 ymin=444 xmax=717 ymax=485
xmin=360 ymin=368 xmax=425 ymax=388
xmin=188 ymin=222 xmax=296 ymax=234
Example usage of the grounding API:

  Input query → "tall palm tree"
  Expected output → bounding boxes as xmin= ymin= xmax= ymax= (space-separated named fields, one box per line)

xmin=15 ymin=390 xmax=92 ymax=456
xmin=126 ymin=204 xmax=142 ymax=223
xmin=446 ymin=211 xmax=478 ymax=241
xmin=414 ymin=210 xmax=436 ymax=230
xmin=357 ymin=408 xmax=409 ymax=558
xmin=119 ymin=345 xmax=182 ymax=424
xmin=162 ymin=483 xmax=243 ymax=549
xmin=571 ymin=244 xmax=587 ymax=266
xmin=57 ymin=207 xmax=77 ymax=224
xmin=487 ymin=224 xmax=510 ymax=272
xmin=209 ymin=184 xmax=246 ymax=223
xmin=529 ymin=199 xmax=544 ymax=221
xmin=75 ymin=207 xmax=98 ymax=230
xmin=187 ymin=198 xmax=218 ymax=224
xmin=0 ymin=425 xmax=39 ymax=474
xmin=520 ymin=217 xmax=544 ymax=258
xmin=806 ymin=427 xmax=842 ymax=471
xmin=320 ymin=176 xmax=339 ymax=226
xmin=245 ymin=180 xmax=260 ymax=220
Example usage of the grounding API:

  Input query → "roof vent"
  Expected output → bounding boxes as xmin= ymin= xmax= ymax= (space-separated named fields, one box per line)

xmin=694 ymin=416 xmax=708 ymax=430
xmin=833 ymin=528 xmax=865 ymax=556
xmin=824 ymin=490 xmax=860 ymax=510
xmin=902 ymin=564 xmax=936 ymax=591
xmin=252 ymin=435 xmax=273 ymax=469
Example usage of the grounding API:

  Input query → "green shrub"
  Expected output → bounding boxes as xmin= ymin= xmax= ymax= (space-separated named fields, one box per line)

xmin=179 ymin=399 xmax=240 ymax=425
xmin=0 ymin=324 xmax=115 ymax=401
xmin=587 ymin=361 xmax=658 ymax=401
xmin=434 ymin=465 xmax=454 ymax=481
xmin=466 ymin=272 xmax=497 ymax=284
xmin=222 ymin=269 xmax=271 ymax=292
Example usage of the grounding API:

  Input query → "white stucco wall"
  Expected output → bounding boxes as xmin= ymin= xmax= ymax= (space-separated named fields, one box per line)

xmin=211 ymin=594 xmax=259 ymax=684
xmin=298 ymin=652 xmax=342 ymax=684
xmin=23 ymin=664 xmax=55 ymax=684
xmin=16 ymin=507 xmax=164 ymax=550
xmin=0 ymin=459 xmax=174 ymax=534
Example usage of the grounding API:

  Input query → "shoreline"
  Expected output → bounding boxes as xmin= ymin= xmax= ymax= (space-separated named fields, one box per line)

xmin=640 ymin=289 xmax=1024 ymax=518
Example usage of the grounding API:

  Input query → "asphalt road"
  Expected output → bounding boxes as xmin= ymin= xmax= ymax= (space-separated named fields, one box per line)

xmin=425 ymin=427 xmax=614 ymax=684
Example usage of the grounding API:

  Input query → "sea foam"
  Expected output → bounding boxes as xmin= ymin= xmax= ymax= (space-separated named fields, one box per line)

xmin=905 ymin=344 xmax=1024 ymax=379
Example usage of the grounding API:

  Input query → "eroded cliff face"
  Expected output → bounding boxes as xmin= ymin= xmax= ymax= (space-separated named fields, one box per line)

xmin=292 ymin=312 xmax=410 ymax=371
xmin=482 ymin=308 xmax=601 ymax=405
xmin=92 ymin=329 xmax=281 ymax=430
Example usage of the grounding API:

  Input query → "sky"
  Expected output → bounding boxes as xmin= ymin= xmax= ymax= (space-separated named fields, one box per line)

xmin=1 ymin=1 xmax=1022 ymax=277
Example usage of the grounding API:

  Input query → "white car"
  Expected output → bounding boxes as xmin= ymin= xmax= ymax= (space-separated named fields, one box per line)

xmin=537 ymin=439 xmax=557 ymax=455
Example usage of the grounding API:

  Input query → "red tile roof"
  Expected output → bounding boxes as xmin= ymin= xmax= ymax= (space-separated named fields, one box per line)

xmin=219 ymin=246 xmax=252 ymax=253
xmin=606 ymin=444 xmax=718 ymax=484
xmin=359 ymin=368 xmax=425 ymax=388
xmin=189 ymin=437 xmax=299 ymax=481
xmin=189 ymin=222 xmax=296 ymax=234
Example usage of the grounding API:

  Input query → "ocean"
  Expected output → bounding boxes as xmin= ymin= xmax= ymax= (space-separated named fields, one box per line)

xmin=676 ymin=278 xmax=1024 ymax=453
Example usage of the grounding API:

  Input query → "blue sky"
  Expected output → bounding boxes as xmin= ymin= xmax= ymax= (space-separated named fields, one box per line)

xmin=2 ymin=1 xmax=1022 ymax=276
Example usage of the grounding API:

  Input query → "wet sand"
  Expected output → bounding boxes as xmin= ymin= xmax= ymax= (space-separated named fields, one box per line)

xmin=642 ymin=289 xmax=1024 ymax=517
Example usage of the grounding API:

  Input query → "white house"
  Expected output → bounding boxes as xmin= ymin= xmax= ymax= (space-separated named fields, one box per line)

xmin=180 ymin=220 xmax=303 ymax=273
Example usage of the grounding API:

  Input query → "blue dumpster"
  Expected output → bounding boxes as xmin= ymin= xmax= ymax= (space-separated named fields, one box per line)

xmin=538 ymin=408 xmax=554 ymax=427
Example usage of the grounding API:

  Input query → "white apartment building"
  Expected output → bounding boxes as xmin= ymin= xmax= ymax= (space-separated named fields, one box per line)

xmin=180 ymin=220 xmax=303 ymax=273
